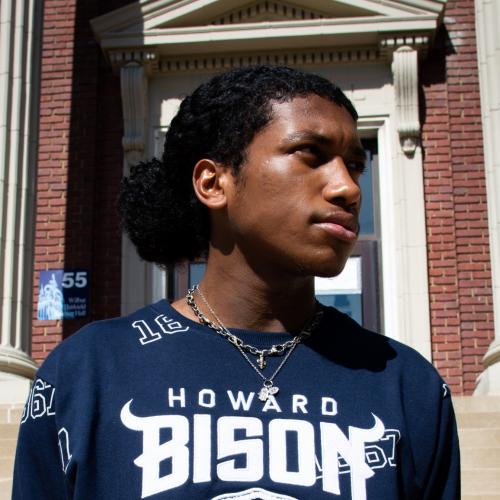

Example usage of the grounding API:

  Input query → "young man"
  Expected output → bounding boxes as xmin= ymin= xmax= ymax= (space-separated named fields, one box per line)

xmin=14 ymin=65 xmax=460 ymax=499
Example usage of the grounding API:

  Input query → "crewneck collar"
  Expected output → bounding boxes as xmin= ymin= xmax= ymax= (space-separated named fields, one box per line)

xmin=150 ymin=298 xmax=324 ymax=349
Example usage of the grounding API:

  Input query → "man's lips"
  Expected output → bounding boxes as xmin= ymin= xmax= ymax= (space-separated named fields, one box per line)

xmin=313 ymin=214 xmax=359 ymax=243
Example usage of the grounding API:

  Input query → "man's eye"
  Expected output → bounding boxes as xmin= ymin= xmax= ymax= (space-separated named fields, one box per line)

xmin=297 ymin=145 xmax=319 ymax=155
xmin=295 ymin=146 xmax=324 ymax=165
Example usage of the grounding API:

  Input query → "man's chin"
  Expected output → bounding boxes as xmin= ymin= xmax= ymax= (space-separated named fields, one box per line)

xmin=298 ymin=257 xmax=350 ymax=279
xmin=313 ymin=266 xmax=347 ymax=278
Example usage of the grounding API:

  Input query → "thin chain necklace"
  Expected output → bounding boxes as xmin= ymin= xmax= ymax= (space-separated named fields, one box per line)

xmin=186 ymin=284 xmax=324 ymax=402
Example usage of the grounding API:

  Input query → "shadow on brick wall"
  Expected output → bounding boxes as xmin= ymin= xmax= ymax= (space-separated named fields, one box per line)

xmin=419 ymin=24 xmax=455 ymax=163
xmin=62 ymin=0 xmax=134 ymax=338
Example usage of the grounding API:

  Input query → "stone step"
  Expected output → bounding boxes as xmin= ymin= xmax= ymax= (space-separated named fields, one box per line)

xmin=0 ymin=457 xmax=14 ymax=482
xmin=459 ymin=428 xmax=500 ymax=447
xmin=0 ymin=424 xmax=19 ymax=440
xmin=456 ymin=412 xmax=500 ymax=429
xmin=462 ymin=469 xmax=500 ymax=495
xmin=462 ymin=496 xmax=500 ymax=500
xmin=461 ymin=447 xmax=500 ymax=468
xmin=454 ymin=396 xmax=500 ymax=413
xmin=0 ymin=407 xmax=22 ymax=424
xmin=0 ymin=405 xmax=23 ymax=424
xmin=0 ymin=478 xmax=13 ymax=499
xmin=0 ymin=439 xmax=16 ymax=459
xmin=0 ymin=423 xmax=19 ymax=490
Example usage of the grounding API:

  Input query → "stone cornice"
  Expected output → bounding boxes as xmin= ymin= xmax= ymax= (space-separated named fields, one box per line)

xmin=98 ymin=16 xmax=440 ymax=55
xmin=210 ymin=0 xmax=327 ymax=24
xmin=158 ymin=47 xmax=381 ymax=73
xmin=92 ymin=1 xmax=446 ymax=60
xmin=91 ymin=0 xmax=448 ymax=35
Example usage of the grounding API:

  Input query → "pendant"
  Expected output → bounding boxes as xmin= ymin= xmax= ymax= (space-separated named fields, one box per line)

xmin=258 ymin=384 xmax=279 ymax=402
xmin=258 ymin=353 xmax=266 ymax=370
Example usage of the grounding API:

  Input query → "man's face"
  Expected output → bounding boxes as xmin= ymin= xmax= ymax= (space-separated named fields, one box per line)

xmin=223 ymin=94 xmax=365 ymax=278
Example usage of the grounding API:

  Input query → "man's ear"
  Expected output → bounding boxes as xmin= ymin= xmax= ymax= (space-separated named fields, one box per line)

xmin=192 ymin=158 xmax=233 ymax=209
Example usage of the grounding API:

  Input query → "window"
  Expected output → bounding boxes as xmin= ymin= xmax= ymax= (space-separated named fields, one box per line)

xmin=314 ymin=139 xmax=382 ymax=330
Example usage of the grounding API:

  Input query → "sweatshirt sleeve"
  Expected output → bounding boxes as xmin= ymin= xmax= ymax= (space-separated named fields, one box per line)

xmin=12 ymin=378 xmax=69 ymax=500
xmin=422 ymin=383 xmax=461 ymax=500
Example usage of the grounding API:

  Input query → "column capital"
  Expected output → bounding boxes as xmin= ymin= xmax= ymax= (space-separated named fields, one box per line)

xmin=109 ymin=49 xmax=159 ymax=74
xmin=379 ymin=35 xmax=430 ymax=60
xmin=391 ymin=46 xmax=420 ymax=156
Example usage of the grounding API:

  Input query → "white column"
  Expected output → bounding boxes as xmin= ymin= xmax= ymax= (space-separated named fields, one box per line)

xmin=119 ymin=62 xmax=155 ymax=315
xmin=474 ymin=0 xmax=500 ymax=395
xmin=0 ymin=0 xmax=43 ymax=401
xmin=389 ymin=45 xmax=432 ymax=360
xmin=121 ymin=62 xmax=148 ymax=167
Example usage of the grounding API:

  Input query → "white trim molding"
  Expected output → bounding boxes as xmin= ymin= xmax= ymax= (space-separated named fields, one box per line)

xmin=119 ymin=61 xmax=155 ymax=315
xmin=211 ymin=0 xmax=327 ymax=24
xmin=91 ymin=0 xmax=446 ymax=58
xmin=359 ymin=117 xmax=431 ymax=359
xmin=95 ymin=17 xmax=441 ymax=56
xmin=92 ymin=0 xmax=447 ymax=35
xmin=474 ymin=0 xmax=500 ymax=395
xmin=158 ymin=47 xmax=381 ymax=72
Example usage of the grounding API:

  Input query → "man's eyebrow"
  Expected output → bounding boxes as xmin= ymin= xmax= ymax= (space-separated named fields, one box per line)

xmin=282 ymin=132 xmax=367 ymax=158
xmin=281 ymin=131 xmax=367 ymax=163
xmin=281 ymin=131 xmax=333 ymax=145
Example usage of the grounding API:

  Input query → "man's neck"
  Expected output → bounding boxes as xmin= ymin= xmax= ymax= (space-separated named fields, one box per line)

xmin=172 ymin=246 xmax=317 ymax=333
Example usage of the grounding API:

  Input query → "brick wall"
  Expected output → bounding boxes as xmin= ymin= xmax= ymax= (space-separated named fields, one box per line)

xmin=33 ymin=0 xmax=494 ymax=394
xmin=32 ymin=0 xmax=127 ymax=363
xmin=421 ymin=0 xmax=494 ymax=395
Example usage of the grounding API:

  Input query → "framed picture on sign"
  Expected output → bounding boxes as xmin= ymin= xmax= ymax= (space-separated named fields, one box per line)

xmin=37 ymin=269 xmax=89 ymax=320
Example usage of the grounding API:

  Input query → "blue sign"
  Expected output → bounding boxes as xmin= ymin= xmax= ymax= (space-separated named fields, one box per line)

xmin=37 ymin=269 xmax=89 ymax=320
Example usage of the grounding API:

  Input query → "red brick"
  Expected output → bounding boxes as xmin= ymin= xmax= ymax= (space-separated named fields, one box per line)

xmin=421 ymin=0 xmax=493 ymax=395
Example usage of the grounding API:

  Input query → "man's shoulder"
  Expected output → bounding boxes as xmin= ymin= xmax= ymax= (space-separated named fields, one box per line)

xmin=35 ymin=300 xmax=170 ymax=384
xmin=319 ymin=306 xmax=443 ymax=383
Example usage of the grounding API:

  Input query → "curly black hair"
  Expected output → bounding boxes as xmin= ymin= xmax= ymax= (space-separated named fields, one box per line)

xmin=119 ymin=65 xmax=358 ymax=267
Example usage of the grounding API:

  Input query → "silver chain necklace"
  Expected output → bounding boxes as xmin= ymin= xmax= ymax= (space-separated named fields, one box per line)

xmin=186 ymin=284 xmax=324 ymax=402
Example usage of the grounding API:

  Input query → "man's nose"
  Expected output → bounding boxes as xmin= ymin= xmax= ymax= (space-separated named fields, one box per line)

xmin=321 ymin=157 xmax=362 ymax=210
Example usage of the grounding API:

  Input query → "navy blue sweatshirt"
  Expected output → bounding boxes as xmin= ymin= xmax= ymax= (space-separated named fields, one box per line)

xmin=13 ymin=301 xmax=460 ymax=499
